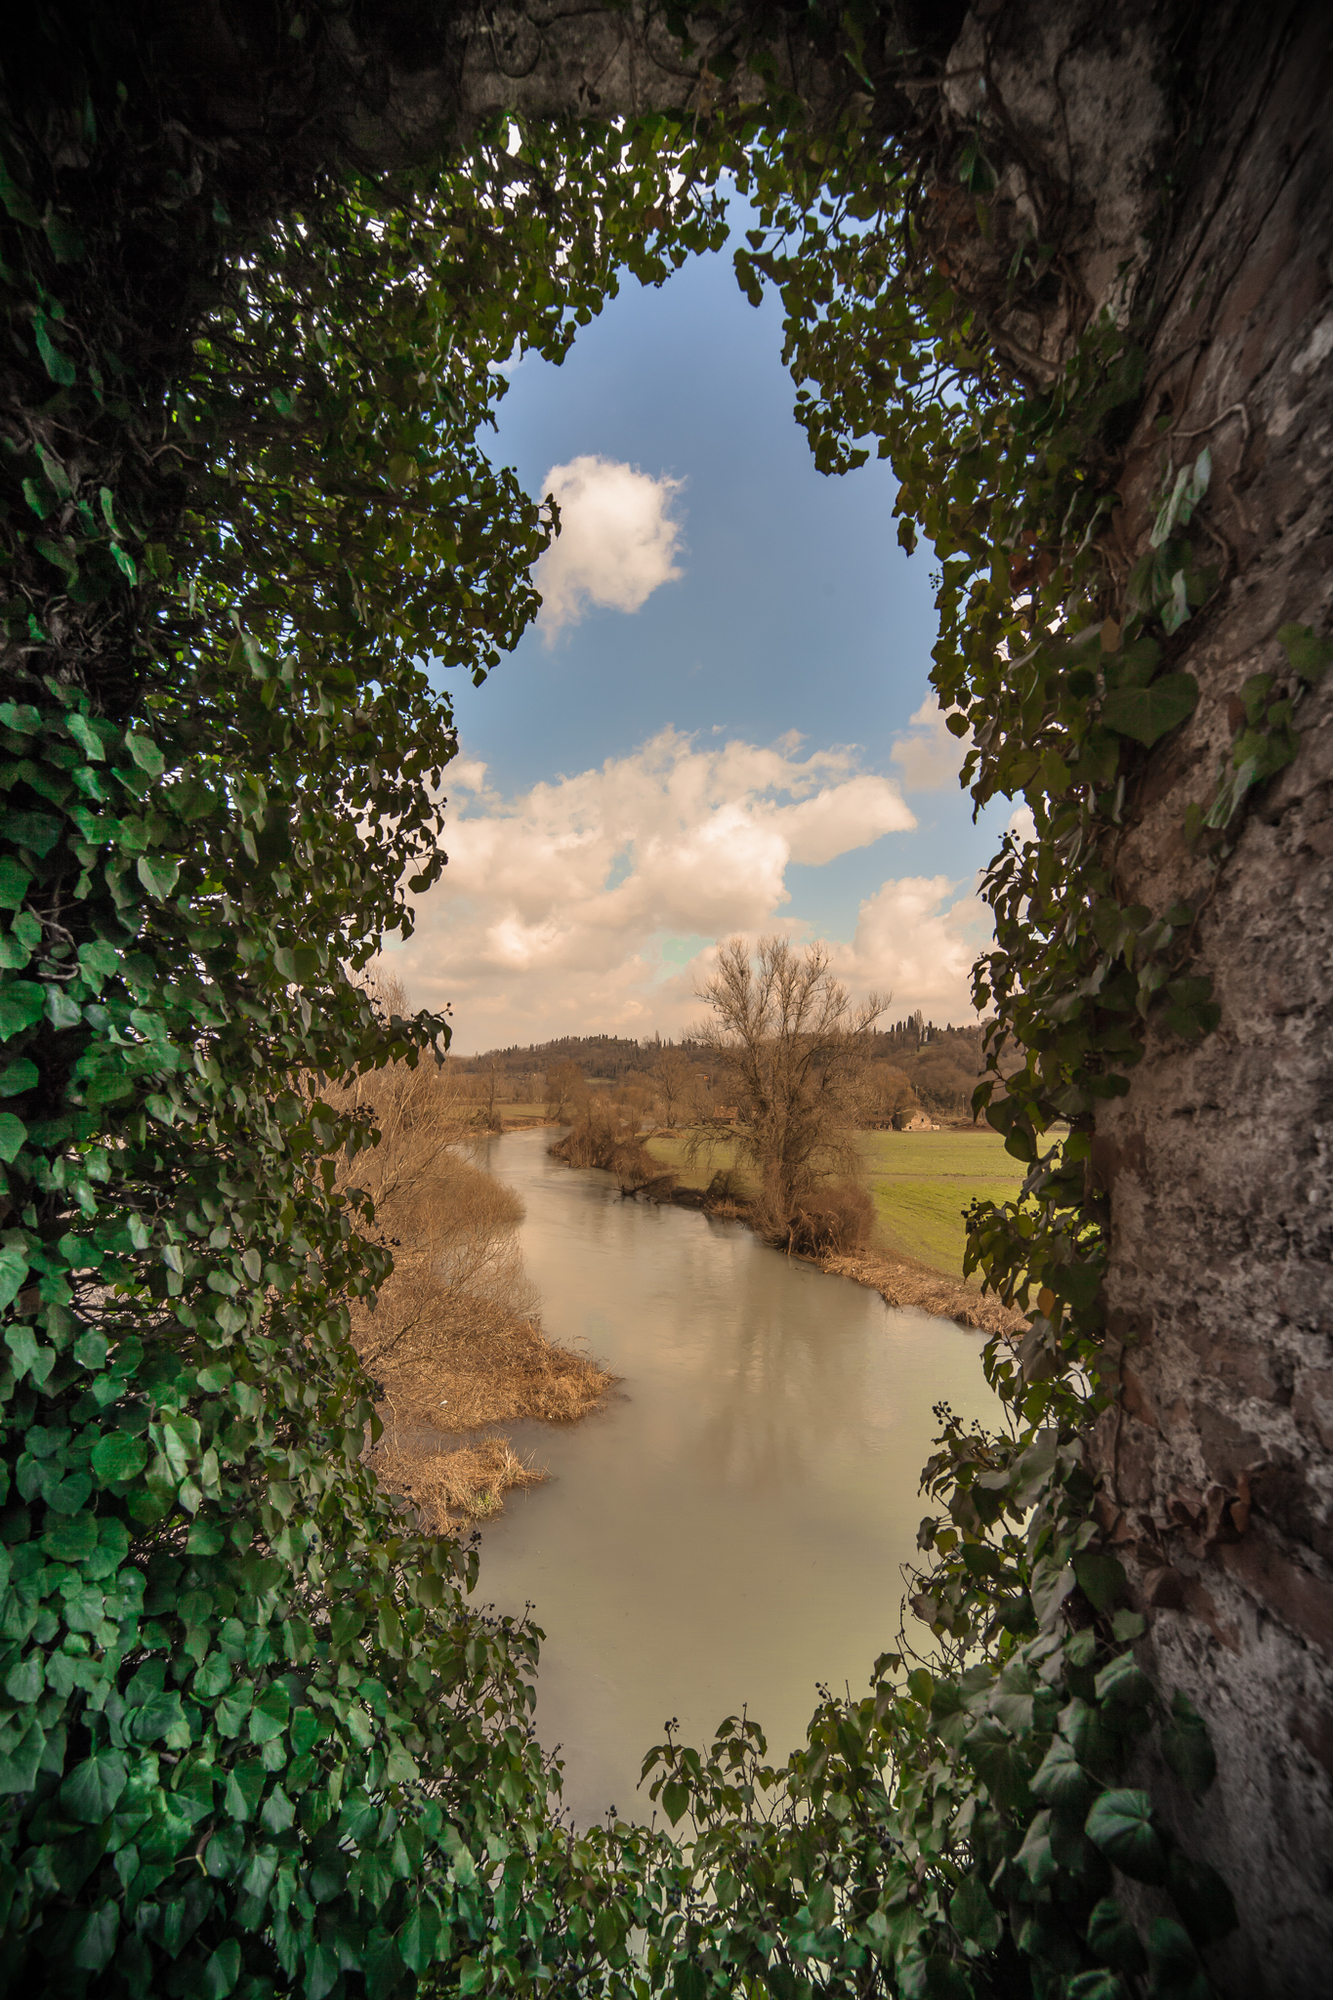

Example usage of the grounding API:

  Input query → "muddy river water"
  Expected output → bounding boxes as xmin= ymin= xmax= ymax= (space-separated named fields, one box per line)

xmin=467 ymin=1126 xmax=1000 ymax=1826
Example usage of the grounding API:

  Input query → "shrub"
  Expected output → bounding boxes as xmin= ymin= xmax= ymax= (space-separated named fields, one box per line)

xmin=765 ymin=1179 xmax=875 ymax=1256
xmin=550 ymin=1098 xmax=659 ymax=1187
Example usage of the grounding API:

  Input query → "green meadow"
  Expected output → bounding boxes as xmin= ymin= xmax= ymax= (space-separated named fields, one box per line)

xmin=856 ymin=1129 xmax=1028 ymax=1278
xmin=640 ymin=1126 xmax=1029 ymax=1280
xmin=642 ymin=1129 xmax=753 ymax=1192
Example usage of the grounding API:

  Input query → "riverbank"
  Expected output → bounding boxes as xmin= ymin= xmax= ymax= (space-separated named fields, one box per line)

xmin=621 ymin=1177 xmax=1026 ymax=1337
xmin=317 ymin=1015 xmax=614 ymax=1532
xmin=362 ymin=1258 xmax=614 ymax=1530
xmin=634 ymin=1127 xmax=1029 ymax=1335
xmin=817 ymin=1247 xmax=1026 ymax=1337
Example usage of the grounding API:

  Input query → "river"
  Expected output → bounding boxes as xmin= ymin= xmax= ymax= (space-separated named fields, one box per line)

xmin=468 ymin=1126 xmax=1000 ymax=1827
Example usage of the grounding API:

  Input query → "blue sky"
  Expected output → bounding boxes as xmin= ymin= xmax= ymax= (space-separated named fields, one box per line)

xmin=399 ymin=196 xmax=1006 ymax=1050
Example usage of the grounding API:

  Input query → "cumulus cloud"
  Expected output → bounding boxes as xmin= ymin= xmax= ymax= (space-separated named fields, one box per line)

xmin=388 ymin=730 xmax=988 ymax=1046
xmin=828 ymin=877 xmax=990 ymax=1023
xmin=890 ymin=696 xmax=971 ymax=792
xmin=534 ymin=455 xmax=685 ymax=639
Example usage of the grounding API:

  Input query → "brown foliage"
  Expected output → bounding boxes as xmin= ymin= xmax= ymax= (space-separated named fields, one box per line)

xmin=321 ymin=973 xmax=612 ymax=1520
xmin=757 ymin=1178 xmax=874 ymax=1257
xmin=549 ymin=1095 xmax=660 ymax=1189
xmin=373 ymin=1436 xmax=546 ymax=1534
xmin=692 ymin=935 xmax=885 ymax=1226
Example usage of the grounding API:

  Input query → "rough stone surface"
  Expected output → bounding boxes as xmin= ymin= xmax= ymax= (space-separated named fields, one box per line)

xmin=917 ymin=4 xmax=1333 ymax=1983
xmin=1077 ymin=9 xmax=1333 ymax=1990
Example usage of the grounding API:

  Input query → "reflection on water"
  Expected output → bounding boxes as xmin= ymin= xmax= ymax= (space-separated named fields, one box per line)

xmin=466 ymin=1127 xmax=999 ymax=1826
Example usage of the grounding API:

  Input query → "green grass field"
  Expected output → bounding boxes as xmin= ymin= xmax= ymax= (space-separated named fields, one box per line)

xmin=642 ymin=1130 xmax=753 ymax=1192
xmin=643 ymin=1125 xmax=1028 ymax=1278
xmin=856 ymin=1129 xmax=1027 ymax=1277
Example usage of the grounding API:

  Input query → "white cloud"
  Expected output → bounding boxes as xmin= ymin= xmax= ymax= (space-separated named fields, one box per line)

xmin=534 ymin=455 xmax=685 ymax=640
xmin=890 ymin=696 xmax=970 ymax=792
xmin=390 ymin=731 xmax=988 ymax=1047
xmin=828 ymin=877 xmax=989 ymax=1023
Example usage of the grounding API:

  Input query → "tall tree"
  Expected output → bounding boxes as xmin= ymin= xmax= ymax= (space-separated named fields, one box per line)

xmin=693 ymin=937 xmax=884 ymax=1224
xmin=650 ymin=1044 xmax=699 ymax=1129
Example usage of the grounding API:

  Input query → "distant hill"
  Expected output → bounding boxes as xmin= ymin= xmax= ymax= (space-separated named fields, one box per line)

xmin=455 ymin=1017 xmax=1014 ymax=1119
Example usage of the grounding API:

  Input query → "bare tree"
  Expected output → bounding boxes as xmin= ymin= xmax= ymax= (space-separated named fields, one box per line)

xmin=651 ymin=1043 xmax=700 ymax=1128
xmin=692 ymin=937 xmax=886 ymax=1224
xmin=481 ymin=1056 xmax=507 ymax=1131
xmin=544 ymin=1059 xmax=586 ymax=1122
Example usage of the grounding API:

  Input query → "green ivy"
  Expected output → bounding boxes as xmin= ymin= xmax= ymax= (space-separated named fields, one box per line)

xmin=0 ymin=8 xmax=732 ymax=1993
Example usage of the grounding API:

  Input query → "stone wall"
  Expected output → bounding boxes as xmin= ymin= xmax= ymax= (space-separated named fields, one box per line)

xmin=1079 ymin=7 xmax=1333 ymax=1989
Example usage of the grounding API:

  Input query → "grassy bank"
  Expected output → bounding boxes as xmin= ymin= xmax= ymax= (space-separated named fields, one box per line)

xmin=644 ymin=1125 xmax=1028 ymax=1282
xmin=857 ymin=1129 xmax=1028 ymax=1279
xmin=643 ymin=1130 xmax=754 ymax=1194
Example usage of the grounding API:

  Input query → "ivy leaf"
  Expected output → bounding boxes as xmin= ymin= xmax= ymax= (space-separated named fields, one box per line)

xmin=963 ymin=1717 xmax=1033 ymax=1812
xmin=203 ymin=1939 xmax=242 ymax=1999
xmin=249 ymin=1683 xmax=290 ymax=1744
xmin=0 ymin=858 xmax=32 ymax=908
xmin=130 ymin=1692 xmax=187 ymax=1743
xmin=0 ymin=982 xmax=46 ymax=1039
xmin=949 ymin=1873 xmax=1001 ymax=1951
xmin=6 ymin=1325 xmax=55 ymax=1384
xmin=1085 ymin=1790 xmax=1167 ymax=1882
xmin=91 ymin=1433 xmax=149 ymax=1484
xmin=41 ymin=1513 xmax=98 ymax=1561
xmin=194 ymin=1653 xmax=233 ymax=1700
xmin=125 ymin=732 xmax=165 ymax=777
xmin=61 ymin=1750 xmax=129 ymax=1822
xmin=398 ymin=1904 xmax=442 ymax=1975
xmin=1146 ymin=1918 xmax=1209 ymax=2000
xmin=1160 ymin=1691 xmax=1215 ymax=1799
xmin=1100 ymin=673 xmax=1198 ymax=746
xmin=660 ymin=1779 xmax=690 ymax=1826
xmin=260 ymin=1784 xmax=295 ymax=1834
xmin=1073 ymin=1548 xmax=1125 ymax=1611
xmin=1086 ymin=1895 xmax=1147 ymax=1973
xmin=70 ymin=1901 xmax=119 ymax=1973
xmin=1030 ymin=1734 xmax=1094 ymax=1812
xmin=1015 ymin=1809 xmax=1059 ymax=1889
xmin=136 ymin=855 xmax=180 ymax=899
xmin=0 ymin=1112 xmax=26 ymax=1161
xmin=899 ymin=1955 xmax=973 ymax=2000
xmin=1276 ymin=621 xmax=1333 ymax=683
xmin=0 ymin=1720 xmax=46 ymax=1794
xmin=224 ymin=1762 xmax=266 ymax=1820
xmin=1066 ymin=1975 xmax=1128 ymax=2000
xmin=1166 ymin=1848 xmax=1237 ymax=1948
xmin=34 ymin=316 xmax=77 ymax=385
xmin=45 ymin=985 xmax=82 ymax=1029
xmin=1093 ymin=1654 xmax=1154 ymax=1712
xmin=0 ymin=1057 xmax=38 ymax=1095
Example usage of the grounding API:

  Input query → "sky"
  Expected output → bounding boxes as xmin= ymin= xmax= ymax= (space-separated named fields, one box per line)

xmin=388 ymin=194 xmax=1011 ymax=1053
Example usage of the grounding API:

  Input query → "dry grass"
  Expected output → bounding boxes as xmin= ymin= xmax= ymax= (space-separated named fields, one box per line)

xmin=820 ymin=1246 xmax=1029 ymax=1338
xmin=368 ymin=1435 xmax=547 ymax=1534
xmin=318 ymin=971 xmax=613 ymax=1523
